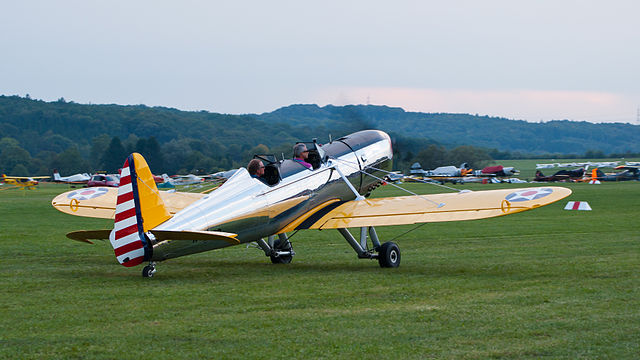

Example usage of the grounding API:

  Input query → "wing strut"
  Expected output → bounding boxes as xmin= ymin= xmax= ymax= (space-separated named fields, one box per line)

xmin=329 ymin=162 xmax=365 ymax=201
xmin=330 ymin=158 xmax=445 ymax=208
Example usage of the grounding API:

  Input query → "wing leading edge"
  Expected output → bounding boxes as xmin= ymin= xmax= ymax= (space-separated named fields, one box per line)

xmin=291 ymin=186 xmax=572 ymax=230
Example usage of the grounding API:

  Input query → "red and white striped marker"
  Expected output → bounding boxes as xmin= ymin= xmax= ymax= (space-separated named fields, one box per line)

xmin=564 ymin=201 xmax=592 ymax=211
xmin=109 ymin=156 xmax=146 ymax=266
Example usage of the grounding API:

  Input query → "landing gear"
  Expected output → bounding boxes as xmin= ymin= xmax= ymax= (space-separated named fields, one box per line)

xmin=270 ymin=239 xmax=293 ymax=264
xmin=142 ymin=262 xmax=156 ymax=278
xmin=256 ymin=233 xmax=295 ymax=264
xmin=377 ymin=241 xmax=401 ymax=268
xmin=337 ymin=227 xmax=401 ymax=268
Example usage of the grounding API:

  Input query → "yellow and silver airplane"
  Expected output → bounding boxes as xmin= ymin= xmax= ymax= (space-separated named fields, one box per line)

xmin=1 ymin=174 xmax=49 ymax=190
xmin=52 ymin=130 xmax=572 ymax=277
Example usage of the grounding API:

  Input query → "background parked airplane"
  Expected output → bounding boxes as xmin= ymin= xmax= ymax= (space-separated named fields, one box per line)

xmin=478 ymin=165 xmax=519 ymax=177
xmin=52 ymin=170 xmax=91 ymax=184
xmin=594 ymin=166 xmax=640 ymax=182
xmin=534 ymin=168 xmax=585 ymax=182
xmin=161 ymin=173 xmax=205 ymax=186
xmin=1 ymin=174 xmax=49 ymax=190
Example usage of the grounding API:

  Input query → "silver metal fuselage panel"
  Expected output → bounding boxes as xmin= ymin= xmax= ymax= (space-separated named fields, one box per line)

xmin=151 ymin=130 xmax=393 ymax=261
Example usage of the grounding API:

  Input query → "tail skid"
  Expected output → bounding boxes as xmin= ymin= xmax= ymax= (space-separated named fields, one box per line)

xmin=110 ymin=153 xmax=171 ymax=267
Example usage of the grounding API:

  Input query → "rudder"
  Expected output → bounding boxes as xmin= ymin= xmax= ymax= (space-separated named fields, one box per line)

xmin=110 ymin=153 xmax=171 ymax=267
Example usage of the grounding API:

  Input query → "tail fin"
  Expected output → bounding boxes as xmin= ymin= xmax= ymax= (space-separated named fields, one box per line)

xmin=109 ymin=153 xmax=171 ymax=267
xmin=53 ymin=170 xmax=61 ymax=181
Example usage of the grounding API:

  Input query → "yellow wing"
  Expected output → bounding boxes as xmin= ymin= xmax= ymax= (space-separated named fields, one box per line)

xmin=2 ymin=175 xmax=48 ymax=179
xmin=282 ymin=186 xmax=571 ymax=231
xmin=51 ymin=187 xmax=205 ymax=219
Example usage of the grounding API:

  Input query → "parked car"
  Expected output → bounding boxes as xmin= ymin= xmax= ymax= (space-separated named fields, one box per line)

xmin=87 ymin=174 xmax=120 ymax=187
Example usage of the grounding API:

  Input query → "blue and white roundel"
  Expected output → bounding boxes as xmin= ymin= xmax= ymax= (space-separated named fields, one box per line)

xmin=66 ymin=187 xmax=109 ymax=201
xmin=505 ymin=188 xmax=553 ymax=202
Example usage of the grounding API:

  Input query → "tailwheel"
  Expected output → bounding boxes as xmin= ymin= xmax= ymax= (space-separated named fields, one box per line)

xmin=378 ymin=242 xmax=401 ymax=268
xmin=270 ymin=239 xmax=293 ymax=264
xmin=142 ymin=263 xmax=156 ymax=277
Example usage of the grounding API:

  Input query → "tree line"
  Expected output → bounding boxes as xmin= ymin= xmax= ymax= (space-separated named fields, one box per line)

xmin=1 ymin=96 xmax=639 ymax=177
xmin=4 ymin=130 xmax=635 ymax=178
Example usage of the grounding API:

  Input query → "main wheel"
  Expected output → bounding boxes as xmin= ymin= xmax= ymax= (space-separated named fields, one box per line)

xmin=378 ymin=241 xmax=401 ymax=268
xmin=270 ymin=239 xmax=293 ymax=264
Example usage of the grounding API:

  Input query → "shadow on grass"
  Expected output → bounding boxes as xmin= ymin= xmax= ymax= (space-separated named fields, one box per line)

xmin=48 ymin=253 xmax=541 ymax=285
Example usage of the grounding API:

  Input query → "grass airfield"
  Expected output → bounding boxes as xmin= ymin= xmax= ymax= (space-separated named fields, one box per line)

xmin=1 ymin=180 xmax=638 ymax=359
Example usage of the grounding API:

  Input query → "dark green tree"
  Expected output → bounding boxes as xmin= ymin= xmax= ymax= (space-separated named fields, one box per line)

xmin=51 ymin=147 xmax=89 ymax=174
xmin=101 ymin=137 xmax=128 ymax=173
xmin=584 ymin=149 xmax=606 ymax=159
xmin=0 ymin=145 xmax=32 ymax=174
xmin=243 ymin=144 xmax=270 ymax=161
xmin=162 ymin=139 xmax=192 ymax=174
xmin=90 ymin=134 xmax=111 ymax=169
xmin=140 ymin=137 xmax=164 ymax=173
xmin=11 ymin=163 xmax=29 ymax=176
xmin=448 ymin=145 xmax=492 ymax=169
xmin=134 ymin=137 xmax=148 ymax=154
xmin=413 ymin=145 xmax=448 ymax=170
xmin=0 ymin=137 xmax=20 ymax=152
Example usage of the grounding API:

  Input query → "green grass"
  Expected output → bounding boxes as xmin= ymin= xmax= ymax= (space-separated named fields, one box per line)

xmin=1 ymin=179 xmax=639 ymax=359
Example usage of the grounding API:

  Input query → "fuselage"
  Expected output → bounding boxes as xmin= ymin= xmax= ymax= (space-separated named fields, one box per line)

xmin=151 ymin=130 xmax=393 ymax=261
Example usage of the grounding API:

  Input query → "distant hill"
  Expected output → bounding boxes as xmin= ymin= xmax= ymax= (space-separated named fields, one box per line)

xmin=1 ymin=95 xmax=638 ymax=175
xmin=257 ymin=104 xmax=640 ymax=155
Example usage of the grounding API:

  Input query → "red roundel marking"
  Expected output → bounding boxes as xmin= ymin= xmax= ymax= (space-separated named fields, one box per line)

xmin=505 ymin=188 xmax=553 ymax=202
xmin=66 ymin=187 xmax=109 ymax=201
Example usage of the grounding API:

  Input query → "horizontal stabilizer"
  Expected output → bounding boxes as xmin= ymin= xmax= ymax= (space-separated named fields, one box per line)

xmin=66 ymin=229 xmax=239 ymax=245
xmin=67 ymin=230 xmax=112 ymax=244
xmin=149 ymin=230 xmax=239 ymax=244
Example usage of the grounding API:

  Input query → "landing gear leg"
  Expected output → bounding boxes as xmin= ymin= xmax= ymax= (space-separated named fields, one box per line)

xmin=337 ymin=227 xmax=401 ymax=268
xmin=256 ymin=233 xmax=295 ymax=264
xmin=142 ymin=262 xmax=156 ymax=278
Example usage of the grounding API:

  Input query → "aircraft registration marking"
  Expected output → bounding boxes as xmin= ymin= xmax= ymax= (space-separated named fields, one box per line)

xmin=500 ymin=199 xmax=511 ymax=213
xmin=505 ymin=188 xmax=553 ymax=202
xmin=70 ymin=198 xmax=79 ymax=212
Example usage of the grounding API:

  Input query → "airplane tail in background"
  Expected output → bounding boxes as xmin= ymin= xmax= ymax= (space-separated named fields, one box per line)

xmin=53 ymin=170 xmax=61 ymax=181
xmin=110 ymin=153 xmax=171 ymax=267
xmin=161 ymin=173 xmax=174 ymax=184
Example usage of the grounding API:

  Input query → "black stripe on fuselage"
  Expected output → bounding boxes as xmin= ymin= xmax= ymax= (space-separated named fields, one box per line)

xmin=296 ymin=200 xmax=346 ymax=230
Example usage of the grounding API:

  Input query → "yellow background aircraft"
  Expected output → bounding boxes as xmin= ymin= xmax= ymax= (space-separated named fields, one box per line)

xmin=1 ymin=174 xmax=49 ymax=190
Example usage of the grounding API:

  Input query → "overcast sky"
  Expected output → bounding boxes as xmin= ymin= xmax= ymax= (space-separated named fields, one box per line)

xmin=1 ymin=1 xmax=638 ymax=123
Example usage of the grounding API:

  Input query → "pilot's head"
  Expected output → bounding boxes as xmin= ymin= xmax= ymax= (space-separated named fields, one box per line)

xmin=248 ymin=159 xmax=265 ymax=177
xmin=293 ymin=143 xmax=308 ymax=159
